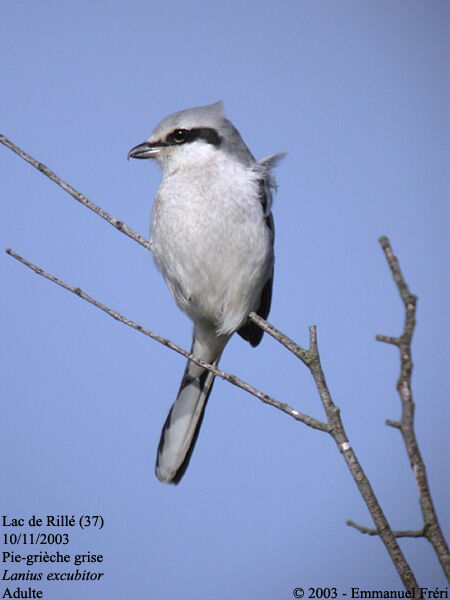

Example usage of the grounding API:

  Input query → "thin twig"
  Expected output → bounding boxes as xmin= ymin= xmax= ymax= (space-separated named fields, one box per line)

xmin=249 ymin=312 xmax=313 ymax=366
xmin=376 ymin=334 xmax=400 ymax=346
xmin=376 ymin=236 xmax=450 ymax=581
xmin=5 ymin=248 xmax=329 ymax=433
xmin=346 ymin=520 xmax=428 ymax=538
xmin=0 ymin=133 xmax=152 ymax=252
xmin=386 ymin=419 xmax=402 ymax=429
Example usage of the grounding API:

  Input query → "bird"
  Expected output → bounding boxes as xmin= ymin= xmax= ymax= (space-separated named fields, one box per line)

xmin=128 ymin=101 xmax=284 ymax=484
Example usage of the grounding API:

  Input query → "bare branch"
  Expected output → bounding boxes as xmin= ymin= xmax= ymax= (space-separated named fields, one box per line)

xmin=0 ymin=133 xmax=152 ymax=252
xmin=377 ymin=237 xmax=450 ymax=580
xmin=347 ymin=520 xmax=428 ymax=538
xmin=2 ymin=135 xmax=424 ymax=589
xmin=5 ymin=248 xmax=329 ymax=433
xmin=253 ymin=297 xmax=419 ymax=590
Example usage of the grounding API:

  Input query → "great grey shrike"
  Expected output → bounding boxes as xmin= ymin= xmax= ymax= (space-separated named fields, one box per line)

xmin=128 ymin=102 xmax=283 ymax=484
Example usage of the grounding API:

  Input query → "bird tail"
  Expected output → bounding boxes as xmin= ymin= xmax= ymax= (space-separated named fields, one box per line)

xmin=155 ymin=329 xmax=226 ymax=484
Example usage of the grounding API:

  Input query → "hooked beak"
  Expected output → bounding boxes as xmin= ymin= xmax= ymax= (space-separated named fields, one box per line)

xmin=128 ymin=141 xmax=163 ymax=160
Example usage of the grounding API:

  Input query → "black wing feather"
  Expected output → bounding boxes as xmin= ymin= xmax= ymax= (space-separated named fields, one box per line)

xmin=237 ymin=179 xmax=274 ymax=347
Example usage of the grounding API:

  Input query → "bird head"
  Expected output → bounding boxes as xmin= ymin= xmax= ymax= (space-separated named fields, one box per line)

xmin=128 ymin=102 xmax=254 ymax=172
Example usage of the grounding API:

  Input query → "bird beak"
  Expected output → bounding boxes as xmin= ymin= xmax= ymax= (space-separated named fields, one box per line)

xmin=128 ymin=141 xmax=163 ymax=160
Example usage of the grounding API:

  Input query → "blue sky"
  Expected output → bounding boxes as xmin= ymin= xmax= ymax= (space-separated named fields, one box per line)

xmin=1 ymin=1 xmax=448 ymax=596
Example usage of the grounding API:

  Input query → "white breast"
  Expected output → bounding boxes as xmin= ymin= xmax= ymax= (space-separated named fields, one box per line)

xmin=151 ymin=151 xmax=272 ymax=335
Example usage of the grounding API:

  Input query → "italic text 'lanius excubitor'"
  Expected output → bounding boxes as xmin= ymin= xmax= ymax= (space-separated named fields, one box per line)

xmin=129 ymin=102 xmax=284 ymax=484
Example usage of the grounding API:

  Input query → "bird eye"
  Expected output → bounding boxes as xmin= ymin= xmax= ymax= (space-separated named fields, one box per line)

xmin=171 ymin=129 xmax=188 ymax=144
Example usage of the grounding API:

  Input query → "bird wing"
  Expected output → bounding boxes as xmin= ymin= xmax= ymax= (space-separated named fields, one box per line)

xmin=237 ymin=171 xmax=275 ymax=347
